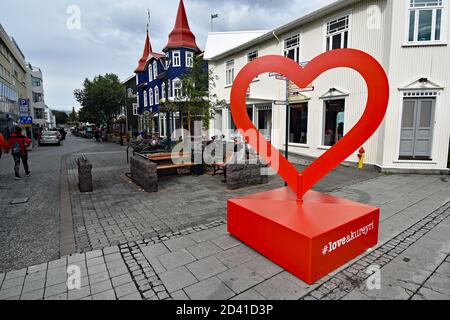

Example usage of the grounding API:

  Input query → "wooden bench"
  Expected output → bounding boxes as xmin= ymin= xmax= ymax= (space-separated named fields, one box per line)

xmin=157 ymin=162 xmax=196 ymax=171
xmin=148 ymin=153 xmax=191 ymax=162
xmin=150 ymin=152 xmax=194 ymax=175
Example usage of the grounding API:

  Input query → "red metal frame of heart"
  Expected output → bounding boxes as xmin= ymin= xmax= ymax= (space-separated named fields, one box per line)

xmin=227 ymin=49 xmax=390 ymax=284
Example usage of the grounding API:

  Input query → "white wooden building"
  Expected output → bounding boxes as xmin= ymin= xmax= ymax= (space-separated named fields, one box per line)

xmin=205 ymin=0 xmax=450 ymax=174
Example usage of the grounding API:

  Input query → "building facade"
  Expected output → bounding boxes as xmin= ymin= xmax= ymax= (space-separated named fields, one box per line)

xmin=206 ymin=0 xmax=450 ymax=173
xmin=134 ymin=0 xmax=203 ymax=138
xmin=0 ymin=23 xmax=28 ymax=138
xmin=121 ymin=74 xmax=139 ymax=135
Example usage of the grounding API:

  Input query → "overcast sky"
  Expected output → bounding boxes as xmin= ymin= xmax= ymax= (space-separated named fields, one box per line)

xmin=0 ymin=0 xmax=335 ymax=112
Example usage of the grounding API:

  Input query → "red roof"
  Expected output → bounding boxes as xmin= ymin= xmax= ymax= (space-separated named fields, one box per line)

xmin=135 ymin=32 xmax=165 ymax=73
xmin=163 ymin=0 xmax=200 ymax=52
xmin=135 ymin=32 xmax=152 ymax=73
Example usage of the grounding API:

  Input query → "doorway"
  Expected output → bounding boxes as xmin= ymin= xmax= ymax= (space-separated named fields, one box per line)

xmin=323 ymin=99 xmax=345 ymax=147
xmin=399 ymin=98 xmax=435 ymax=160
xmin=257 ymin=106 xmax=272 ymax=142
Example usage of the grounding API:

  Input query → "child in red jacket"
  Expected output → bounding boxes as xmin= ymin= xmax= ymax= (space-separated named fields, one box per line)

xmin=5 ymin=126 xmax=32 ymax=180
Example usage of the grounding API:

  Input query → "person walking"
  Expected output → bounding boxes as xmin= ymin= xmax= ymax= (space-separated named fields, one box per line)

xmin=101 ymin=127 xmax=107 ymax=143
xmin=5 ymin=126 xmax=32 ymax=180
xmin=0 ymin=131 xmax=5 ymax=160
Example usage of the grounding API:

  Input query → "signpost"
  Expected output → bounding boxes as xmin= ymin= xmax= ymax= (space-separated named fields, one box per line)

xmin=20 ymin=115 xmax=33 ymax=128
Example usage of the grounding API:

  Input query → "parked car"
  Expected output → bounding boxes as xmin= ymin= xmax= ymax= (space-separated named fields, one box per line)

xmin=39 ymin=131 xmax=61 ymax=146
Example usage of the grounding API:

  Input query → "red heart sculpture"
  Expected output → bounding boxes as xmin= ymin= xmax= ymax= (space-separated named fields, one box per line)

xmin=230 ymin=49 xmax=389 ymax=201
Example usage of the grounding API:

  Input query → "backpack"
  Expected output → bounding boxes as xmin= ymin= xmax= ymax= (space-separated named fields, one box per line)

xmin=12 ymin=139 xmax=22 ymax=155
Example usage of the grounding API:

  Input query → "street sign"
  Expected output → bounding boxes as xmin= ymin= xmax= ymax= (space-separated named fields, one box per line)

xmin=19 ymin=99 xmax=29 ymax=107
xmin=20 ymin=115 xmax=33 ymax=125
xmin=269 ymin=72 xmax=287 ymax=80
xmin=19 ymin=99 xmax=29 ymax=114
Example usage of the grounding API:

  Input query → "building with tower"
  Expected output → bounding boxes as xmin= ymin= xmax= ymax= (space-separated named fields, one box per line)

xmin=134 ymin=0 xmax=203 ymax=138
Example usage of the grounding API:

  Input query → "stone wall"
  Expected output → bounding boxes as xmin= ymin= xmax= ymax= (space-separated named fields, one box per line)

xmin=226 ymin=161 xmax=269 ymax=190
xmin=130 ymin=156 xmax=158 ymax=193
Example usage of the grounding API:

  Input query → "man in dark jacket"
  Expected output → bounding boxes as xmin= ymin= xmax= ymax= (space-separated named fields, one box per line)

xmin=5 ymin=126 xmax=32 ymax=180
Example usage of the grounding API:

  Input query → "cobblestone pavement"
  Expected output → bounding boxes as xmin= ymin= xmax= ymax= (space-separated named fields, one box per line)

xmin=0 ymin=135 xmax=124 ymax=273
xmin=1 ymin=135 xmax=449 ymax=300
xmin=66 ymin=142 xmax=381 ymax=253
xmin=1 ymin=199 xmax=449 ymax=300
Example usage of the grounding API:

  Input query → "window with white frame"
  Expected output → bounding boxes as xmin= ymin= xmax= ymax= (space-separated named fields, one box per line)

xmin=247 ymin=50 xmax=259 ymax=79
xmin=143 ymin=91 xmax=147 ymax=107
xmin=153 ymin=61 xmax=158 ymax=80
xmin=284 ymin=34 xmax=300 ymax=62
xmin=149 ymin=89 xmax=154 ymax=106
xmin=225 ymin=60 xmax=235 ymax=86
xmin=186 ymin=51 xmax=194 ymax=68
xmin=161 ymin=83 xmax=166 ymax=99
xmin=247 ymin=50 xmax=259 ymax=62
xmin=173 ymin=51 xmax=181 ymax=67
xmin=133 ymin=103 xmax=139 ymax=115
xmin=173 ymin=79 xmax=182 ymax=98
xmin=168 ymin=81 xmax=172 ymax=98
xmin=326 ymin=15 xmax=350 ymax=51
xmin=408 ymin=0 xmax=444 ymax=43
xmin=148 ymin=64 xmax=153 ymax=81
xmin=155 ymin=87 xmax=160 ymax=104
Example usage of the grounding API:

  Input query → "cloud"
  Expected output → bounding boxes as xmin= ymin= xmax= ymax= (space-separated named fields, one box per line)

xmin=0 ymin=0 xmax=335 ymax=111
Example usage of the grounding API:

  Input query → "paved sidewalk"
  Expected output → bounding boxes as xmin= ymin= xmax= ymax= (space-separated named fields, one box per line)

xmin=65 ymin=147 xmax=381 ymax=253
xmin=0 ymin=171 xmax=449 ymax=300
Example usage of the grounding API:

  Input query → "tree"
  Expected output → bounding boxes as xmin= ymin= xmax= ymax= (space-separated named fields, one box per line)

xmin=67 ymin=107 xmax=78 ymax=125
xmin=74 ymin=73 xmax=125 ymax=129
xmin=172 ymin=56 xmax=226 ymax=133
xmin=52 ymin=110 xmax=69 ymax=125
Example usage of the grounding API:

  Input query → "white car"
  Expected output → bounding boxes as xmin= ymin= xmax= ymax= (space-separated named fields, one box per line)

xmin=39 ymin=131 xmax=61 ymax=146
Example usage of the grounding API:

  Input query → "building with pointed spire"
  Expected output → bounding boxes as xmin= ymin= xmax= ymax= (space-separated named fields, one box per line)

xmin=134 ymin=0 xmax=205 ymax=136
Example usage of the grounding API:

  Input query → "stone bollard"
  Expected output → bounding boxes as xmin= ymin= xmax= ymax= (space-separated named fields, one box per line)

xmin=226 ymin=159 xmax=269 ymax=190
xmin=130 ymin=156 xmax=158 ymax=192
xmin=78 ymin=156 xmax=93 ymax=193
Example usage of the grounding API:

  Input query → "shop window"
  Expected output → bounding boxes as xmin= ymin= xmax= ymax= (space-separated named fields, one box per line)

xmin=323 ymin=99 xmax=345 ymax=146
xmin=258 ymin=107 xmax=272 ymax=141
xmin=289 ymin=103 xmax=308 ymax=144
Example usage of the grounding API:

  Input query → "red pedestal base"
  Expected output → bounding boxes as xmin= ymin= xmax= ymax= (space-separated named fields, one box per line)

xmin=228 ymin=187 xmax=379 ymax=284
